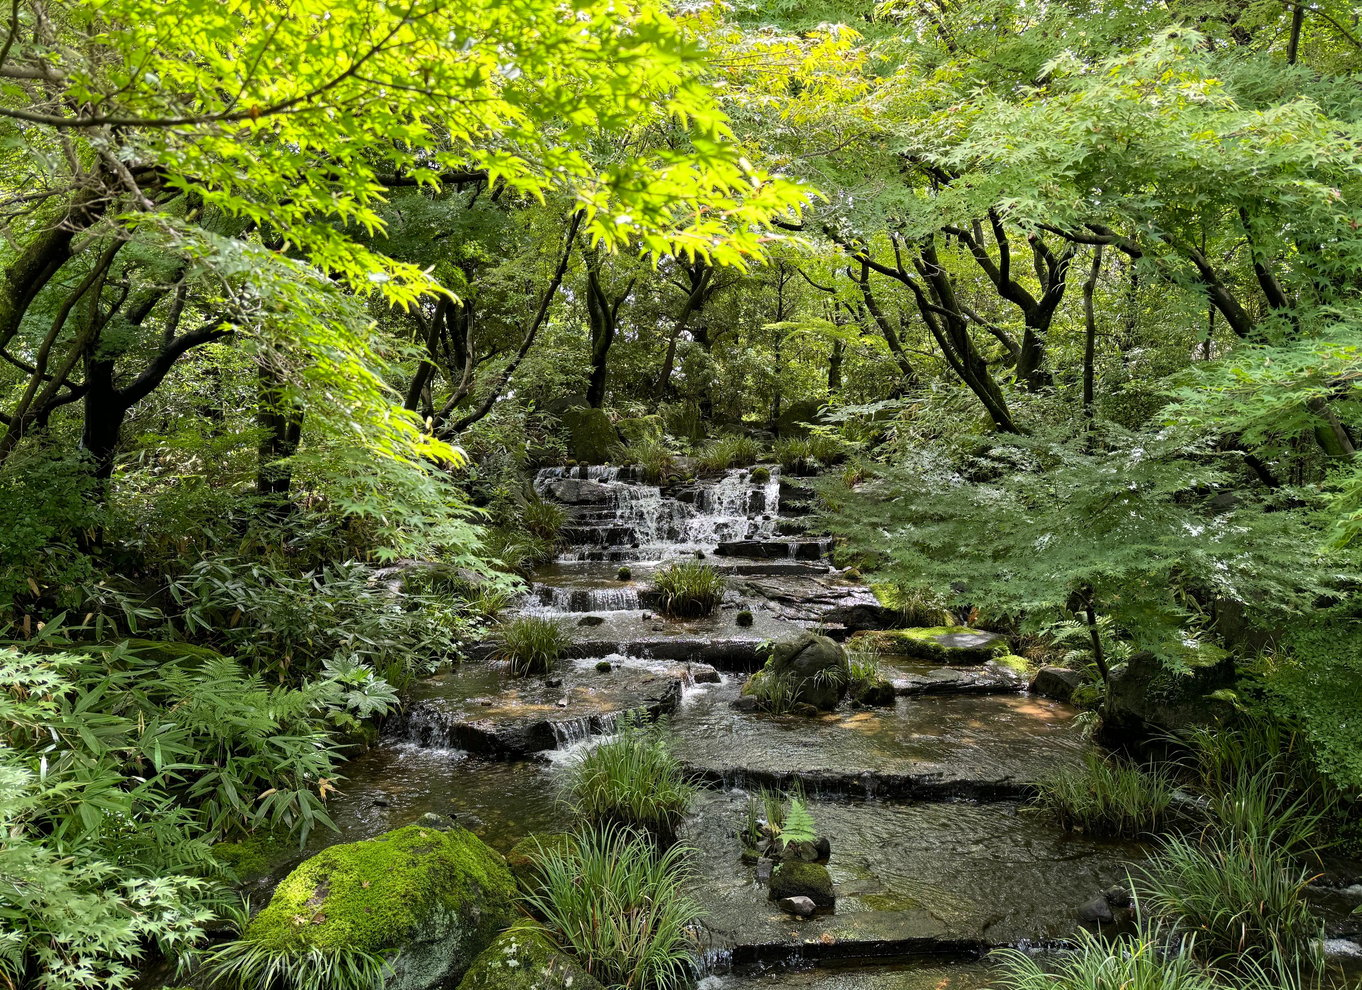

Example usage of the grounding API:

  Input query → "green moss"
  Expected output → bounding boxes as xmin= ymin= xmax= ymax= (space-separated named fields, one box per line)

xmin=750 ymin=466 xmax=771 ymax=483
xmin=853 ymin=626 xmax=1008 ymax=664
xmin=768 ymin=860 xmax=834 ymax=907
xmin=213 ymin=828 xmax=295 ymax=882
xmin=995 ymin=653 xmax=1032 ymax=675
xmin=245 ymin=822 xmax=518 ymax=961
xmin=505 ymin=833 xmax=577 ymax=895
xmin=457 ymin=925 xmax=605 ymax=990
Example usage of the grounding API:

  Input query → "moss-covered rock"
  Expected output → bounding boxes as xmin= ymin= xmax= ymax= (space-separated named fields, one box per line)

xmin=852 ymin=626 xmax=1008 ymax=665
xmin=995 ymin=653 xmax=1032 ymax=676
xmin=213 ymin=828 xmax=295 ymax=882
xmin=505 ymin=833 xmax=577 ymax=895
xmin=243 ymin=818 xmax=518 ymax=990
xmin=560 ymin=407 xmax=618 ymax=464
xmin=847 ymin=676 xmax=896 ymax=707
xmin=743 ymin=632 xmax=848 ymax=712
xmin=457 ymin=927 xmax=605 ymax=990
xmin=616 ymin=415 xmax=663 ymax=446
xmin=768 ymin=860 xmax=835 ymax=908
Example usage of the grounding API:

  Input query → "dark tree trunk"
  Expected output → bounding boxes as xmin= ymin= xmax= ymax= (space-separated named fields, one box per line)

xmin=256 ymin=363 xmax=304 ymax=511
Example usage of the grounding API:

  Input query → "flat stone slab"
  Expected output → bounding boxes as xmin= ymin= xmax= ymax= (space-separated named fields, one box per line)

xmin=391 ymin=660 xmax=683 ymax=756
xmin=716 ymin=539 xmax=830 ymax=561
xmin=884 ymin=659 xmax=1028 ymax=697
xmin=851 ymin=628 xmax=1009 ymax=665
xmin=685 ymin=792 xmax=1143 ymax=965
xmin=563 ymin=608 xmax=808 ymax=672
xmin=698 ymin=961 xmax=997 ymax=989
xmin=671 ymin=681 xmax=1093 ymax=799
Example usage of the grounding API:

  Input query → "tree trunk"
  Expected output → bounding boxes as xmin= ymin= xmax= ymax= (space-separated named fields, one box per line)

xmin=256 ymin=363 xmax=304 ymax=512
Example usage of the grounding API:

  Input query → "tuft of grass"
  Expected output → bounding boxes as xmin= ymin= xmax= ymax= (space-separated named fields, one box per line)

xmin=483 ymin=527 xmax=556 ymax=575
xmin=612 ymin=436 xmax=677 ymax=484
xmin=773 ymin=433 xmax=847 ymax=473
xmin=566 ymin=719 xmax=695 ymax=843
xmin=199 ymin=901 xmax=390 ymax=990
xmin=521 ymin=495 xmax=567 ymax=541
xmin=1137 ymin=825 xmax=1325 ymax=979
xmin=491 ymin=615 xmax=572 ymax=676
xmin=651 ymin=561 xmax=725 ymax=618
xmin=1034 ymin=752 xmax=1176 ymax=838
xmin=696 ymin=435 xmax=763 ymax=472
xmin=523 ymin=826 xmax=702 ymax=990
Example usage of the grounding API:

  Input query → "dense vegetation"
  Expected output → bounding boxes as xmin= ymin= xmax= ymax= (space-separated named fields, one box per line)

xmin=2 ymin=0 xmax=1361 ymax=987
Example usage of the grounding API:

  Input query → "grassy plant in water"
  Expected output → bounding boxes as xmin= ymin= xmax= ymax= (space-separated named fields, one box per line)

xmin=1137 ymin=825 xmax=1325 ymax=979
xmin=696 ymin=434 xmax=762 ymax=471
xmin=613 ymin=437 xmax=677 ymax=484
xmin=524 ymin=826 xmax=702 ymax=990
xmin=492 ymin=615 xmax=572 ymax=676
xmin=651 ymin=560 xmax=726 ymax=618
xmin=1035 ymin=751 xmax=1176 ymax=838
xmin=566 ymin=719 xmax=695 ymax=842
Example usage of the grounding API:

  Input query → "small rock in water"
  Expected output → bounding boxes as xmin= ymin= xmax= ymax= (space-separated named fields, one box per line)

xmin=1077 ymin=895 xmax=1114 ymax=925
xmin=690 ymin=663 xmax=721 ymax=684
xmin=1104 ymin=885 xmax=1132 ymax=908
xmin=371 ymin=797 xmax=390 ymax=807
xmin=545 ymin=676 xmax=563 ymax=688
xmin=732 ymin=695 xmax=760 ymax=712
xmin=555 ymin=697 xmax=569 ymax=708
xmin=777 ymin=895 xmax=817 ymax=918
xmin=595 ymin=660 xmax=613 ymax=673
xmin=755 ymin=859 xmax=774 ymax=883
xmin=735 ymin=609 xmax=755 ymax=627
xmin=578 ymin=615 xmax=605 ymax=627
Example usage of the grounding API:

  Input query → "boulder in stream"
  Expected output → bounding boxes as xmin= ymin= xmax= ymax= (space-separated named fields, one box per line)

xmin=743 ymin=632 xmax=848 ymax=712
xmin=457 ymin=926 xmax=604 ymax=990
xmin=236 ymin=816 xmax=518 ymax=990
xmin=852 ymin=626 xmax=1008 ymax=665
xmin=768 ymin=860 xmax=835 ymax=909
xmin=776 ymin=895 xmax=817 ymax=918
xmin=1030 ymin=666 xmax=1083 ymax=703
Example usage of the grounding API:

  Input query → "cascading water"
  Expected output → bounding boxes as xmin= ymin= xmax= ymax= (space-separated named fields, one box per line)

xmin=535 ymin=464 xmax=783 ymax=562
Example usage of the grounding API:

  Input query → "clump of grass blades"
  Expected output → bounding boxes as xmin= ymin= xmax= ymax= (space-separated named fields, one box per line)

xmin=521 ymin=495 xmax=567 ymax=541
xmin=1137 ymin=825 xmax=1325 ymax=979
xmin=567 ymin=718 xmax=695 ymax=842
xmin=483 ymin=527 xmax=556 ymax=575
xmin=773 ymin=433 xmax=847 ymax=473
xmin=524 ymin=826 xmax=702 ymax=990
xmin=492 ymin=615 xmax=572 ymax=676
xmin=200 ymin=935 xmax=389 ymax=990
xmin=612 ymin=437 xmax=677 ymax=484
xmin=652 ymin=560 xmax=725 ymax=618
xmin=696 ymin=435 xmax=762 ymax=472
xmin=1034 ymin=751 xmax=1176 ymax=838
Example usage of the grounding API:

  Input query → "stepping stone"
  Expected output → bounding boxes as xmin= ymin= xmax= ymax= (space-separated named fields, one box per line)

xmin=851 ymin=627 xmax=1009 ymax=665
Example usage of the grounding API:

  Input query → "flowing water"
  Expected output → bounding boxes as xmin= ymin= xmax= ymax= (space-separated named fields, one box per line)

xmin=234 ymin=463 xmax=1362 ymax=987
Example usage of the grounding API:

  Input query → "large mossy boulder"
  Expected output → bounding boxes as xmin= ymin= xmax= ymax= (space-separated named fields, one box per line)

xmin=853 ymin=626 xmax=1008 ymax=665
xmin=560 ymin=407 xmax=618 ymax=464
xmin=457 ymin=926 xmax=604 ymax=990
xmin=744 ymin=632 xmax=848 ymax=712
xmin=241 ymin=818 xmax=518 ymax=990
xmin=1102 ymin=652 xmax=1236 ymax=742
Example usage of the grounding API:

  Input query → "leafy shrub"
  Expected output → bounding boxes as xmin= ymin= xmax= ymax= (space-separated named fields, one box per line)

xmin=566 ymin=719 xmax=694 ymax=842
xmin=696 ymin=435 xmax=762 ymax=472
xmin=1034 ymin=752 xmax=1176 ymax=838
xmin=773 ymin=433 xmax=847 ymax=473
xmin=524 ymin=826 xmax=702 ymax=990
xmin=482 ymin=526 xmax=557 ymax=575
xmin=491 ymin=616 xmax=572 ymax=676
xmin=651 ymin=561 xmax=725 ymax=618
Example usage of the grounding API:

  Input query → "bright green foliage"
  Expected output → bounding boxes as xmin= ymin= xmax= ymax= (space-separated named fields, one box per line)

xmin=491 ymin=616 xmax=572 ymax=677
xmin=650 ymin=561 xmax=726 ymax=618
xmin=565 ymin=720 xmax=695 ymax=843
xmin=613 ymin=437 xmax=680 ymax=484
xmin=695 ymin=435 xmax=763 ymax=471
xmin=1034 ymin=753 xmax=1176 ymax=838
xmin=818 ymin=426 xmax=1344 ymax=668
xmin=523 ymin=826 xmax=701 ymax=990
xmin=207 ymin=822 xmax=518 ymax=990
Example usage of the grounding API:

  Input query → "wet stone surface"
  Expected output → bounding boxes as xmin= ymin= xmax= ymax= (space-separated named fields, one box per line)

xmin=672 ymin=680 xmax=1093 ymax=799
xmin=686 ymin=791 xmax=1143 ymax=964
xmin=883 ymin=659 xmax=1028 ymax=697
xmin=697 ymin=960 xmax=998 ymax=990
xmin=391 ymin=658 xmax=685 ymax=756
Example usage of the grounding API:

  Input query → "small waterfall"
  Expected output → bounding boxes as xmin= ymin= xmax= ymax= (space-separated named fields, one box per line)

xmin=530 ymin=585 xmax=641 ymax=612
xmin=550 ymin=715 xmax=595 ymax=748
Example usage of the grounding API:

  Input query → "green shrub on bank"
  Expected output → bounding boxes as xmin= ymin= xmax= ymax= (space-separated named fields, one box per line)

xmin=773 ymin=433 xmax=848 ymax=472
xmin=524 ymin=826 xmax=701 ymax=990
xmin=566 ymin=720 xmax=695 ymax=842
xmin=612 ymin=437 xmax=678 ymax=484
xmin=651 ymin=561 xmax=726 ymax=618
xmin=1034 ymin=752 xmax=1176 ymax=838
xmin=696 ymin=435 xmax=762 ymax=472
xmin=492 ymin=616 xmax=572 ymax=676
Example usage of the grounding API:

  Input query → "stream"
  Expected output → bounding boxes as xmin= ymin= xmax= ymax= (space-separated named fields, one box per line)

xmin=266 ymin=464 xmax=1362 ymax=987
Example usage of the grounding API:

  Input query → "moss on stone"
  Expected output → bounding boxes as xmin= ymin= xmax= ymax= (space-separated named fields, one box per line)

xmin=244 ymin=821 xmax=518 ymax=990
xmin=457 ymin=925 xmax=604 ymax=990
xmin=768 ymin=860 xmax=834 ymax=908
xmin=213 ymin=827 xmax=295 ymax=882
xmin=994 ymin=653 xmax=1032 ymax=676
xmin=853 ymin=626 xmax=1008 ymax=664
xmin=505 ymin=833 xmax=577 ymax=895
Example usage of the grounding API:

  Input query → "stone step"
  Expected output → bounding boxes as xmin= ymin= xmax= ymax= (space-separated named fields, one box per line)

xmin=715 ymin=539 xmax=830 ymax=561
